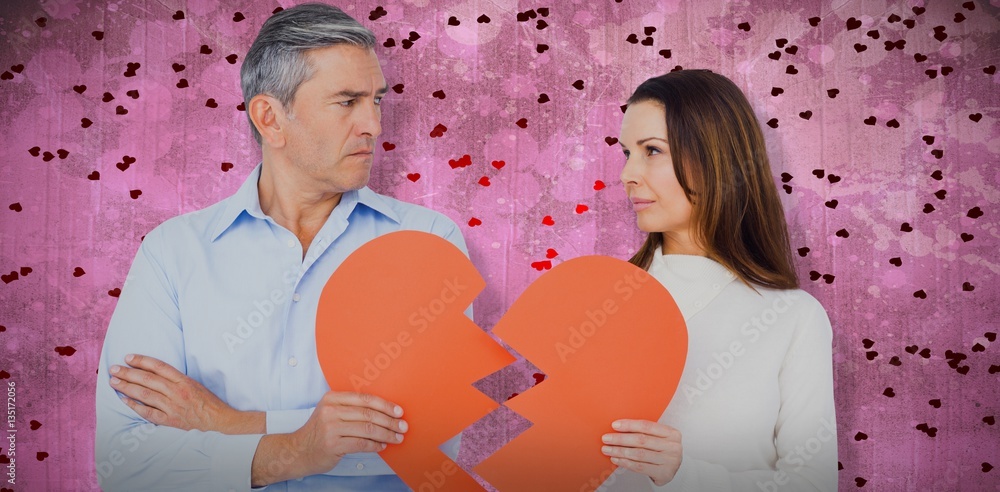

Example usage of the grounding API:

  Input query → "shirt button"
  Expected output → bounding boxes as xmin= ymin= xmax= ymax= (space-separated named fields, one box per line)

xmin=293 ymin=293 xmax=301 ymax=302
xmin=356 ymin=462 xmax=364 ymax=470
xmin=288 ymin=357 xmax=298 ymax=367
xmin=287 ymin=239 xmax=295 ymax=248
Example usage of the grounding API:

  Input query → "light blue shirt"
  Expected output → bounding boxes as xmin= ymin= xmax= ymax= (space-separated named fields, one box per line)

xmin=96 ymin=163 xmax=467 ymax=491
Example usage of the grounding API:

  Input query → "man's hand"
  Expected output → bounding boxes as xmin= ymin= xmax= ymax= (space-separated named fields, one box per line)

xmin=601 ymin=419 xmax=683 ymax=487
xmin=109 ymin=354 xmax=264 ymax=434
xmin=251 ymin=391 xmax=408 ymax=487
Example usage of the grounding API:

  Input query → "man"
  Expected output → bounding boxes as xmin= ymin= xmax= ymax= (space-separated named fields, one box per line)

xmin=96 ymin=4 xmax=466 ymax=490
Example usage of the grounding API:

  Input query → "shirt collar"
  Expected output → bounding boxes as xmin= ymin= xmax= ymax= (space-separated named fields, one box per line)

xmin=211 ymin=163 xmax=400 ymax=242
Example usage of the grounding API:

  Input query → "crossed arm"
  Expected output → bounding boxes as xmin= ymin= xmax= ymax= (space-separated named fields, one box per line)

xmin=107 ymin=353 xmax=408 ymax=487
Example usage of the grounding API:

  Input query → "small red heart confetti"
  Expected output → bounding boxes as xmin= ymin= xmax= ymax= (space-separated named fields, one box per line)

xmin=205 ymin=98 xmax=218 ymax=108
xmin=468 ymin=217 xmax=481 ymax=227
xmin=961 ymin=233 xmax=974 ymax=242
xmin=130 ymin=189 xmax=142 ymax=199
xmin=29 ymin=420 xmax=41 ymax=430
xmin=92 ymin=31 xmax=104 ymax=40
xmin=406 ymin=173 xmax=420 ymax=182
xmin=478 ymin=176 xmax=491 ymax=186
xmin=81 ymin=118 xmax=93 ymax=128
xmin=542 ymin=215 xmax=555 ymax=226
xmin=233 ymin=12 xmax=245 ymax=22
xmin=19 ymin=267 xmax=31 ymax=276
xmin=572 ymin=80 xmax=585 ymax=90
xmin=382 ymin=142 xmax=396 ymax=151
xmin=515 ymin=118 xmax=528 ymax=129
xmin=172 ymin=63 xmax=185 ymax=72
xmin=970 ymin=113 xmax=983 ymax=122
xmin=429 ymin=123 xmax=448 ymax=138
xmin=226 ymin=54 xmax=238 ymax=64
xmin=55 ymin=346 xmax=76 ymax=356
xmin=8 ymin=203 xmax=21 ymax=212
xmin=545 ymin=249 xmax=558 ymax=259
xmin=36 ymin=452 xmax=48 ymax=461
xmin=913 ymin=290 xmax=927 ymax=299
xmin=172 ymin=10 xmax=185 ymax=20
xmin=73 ymin=84 xmax=86 ymax=94
xmin=889 ymin=257 xmax=902 ymax=267
xmin=108 ymin=288 xmax=121 ymax=297
xmin=88 ymin=171 xmax=100 ymax=180
xmin=883 ymin=387 xmax=895 ymax=397
xmin=200 ymin=45 xmax=212 ymax=54
xmin=29 ymin=146 xmax=40 ymax=156
xmin=221 ymin=162 xmax=234 ymax=172
xmin=1 ymin=272 xmax=18 ymax=283
xmin=448 ymin=16 xmax=460 ymax=26
xmin=115 ymin=105 xmax=128 ymax=115
xmin=432 ymin=90 xmax=446 ymax=99
xmin=42 ymin=151 xmax=55 ymax=161
xmin=73 ymin=267 xmax=85 ymax=277
xmin=530 ymin=260 xmax=552 ymax=271
xmin=116 ymin=162 xmax=129 ymax=171
xmin=967 ymin=207 xmax=983 ymax=218
xmin=593 ymin=180 xmax=606 ymax=191
xmin=797 ymin=247 xmax=809 ymax=257
xmin=176 ymin=78 xmax=189 ymax=88
xmin=963 ymin=282 xmax=975 ymax=292
xmin=575 ymin=204 xmax=589 ymax=214
xmin=491 ymin=160 xmax=505 ymax=170
xmin=846 ymin=17 xmax=862 ymax=30
xmin=448 ymin=154 xmax=472 ymax=169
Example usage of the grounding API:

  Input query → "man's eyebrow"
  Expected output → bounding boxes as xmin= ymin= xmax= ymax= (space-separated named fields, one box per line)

xmin=330 ymin=85 xmax=389 ymax=99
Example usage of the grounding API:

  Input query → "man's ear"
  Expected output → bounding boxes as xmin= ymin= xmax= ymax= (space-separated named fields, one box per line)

xmin=249 ymin=94 xmax=287 ymax=148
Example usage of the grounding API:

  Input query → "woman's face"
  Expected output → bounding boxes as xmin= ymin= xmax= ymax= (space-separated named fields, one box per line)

xmin=619 ymin=100 xmax=696 ymax=241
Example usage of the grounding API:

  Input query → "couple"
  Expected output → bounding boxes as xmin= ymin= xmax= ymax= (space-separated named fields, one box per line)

xmin=96 ymin=3 xmax=837 ymax=491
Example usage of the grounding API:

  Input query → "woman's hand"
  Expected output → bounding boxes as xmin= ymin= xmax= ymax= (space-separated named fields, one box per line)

xmin=602 ymin=419 xmax=683 ymax=486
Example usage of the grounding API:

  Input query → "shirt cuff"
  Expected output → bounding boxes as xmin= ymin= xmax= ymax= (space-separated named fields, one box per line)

xmin=265 ymin=408 xmax=314 ymax=434
xmin=211 ymin=432 xmax=265 ymax=492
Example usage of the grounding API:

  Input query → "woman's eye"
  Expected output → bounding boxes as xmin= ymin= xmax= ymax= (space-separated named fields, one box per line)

xmin=622 ymin=150 xmax=631 ymax=159
xmin=647 ymin=146 xmax=662 ymax=156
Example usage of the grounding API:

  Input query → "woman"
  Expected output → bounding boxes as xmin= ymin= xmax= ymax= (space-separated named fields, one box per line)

xmin=598 ymin=70 xmax=838 ymax=491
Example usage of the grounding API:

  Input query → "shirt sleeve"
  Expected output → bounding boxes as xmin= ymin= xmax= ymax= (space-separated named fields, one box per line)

xmin=654 ymin=298 xmax=838 ymax=492
xmin=96 ymin=226 xmax=265 ymax=492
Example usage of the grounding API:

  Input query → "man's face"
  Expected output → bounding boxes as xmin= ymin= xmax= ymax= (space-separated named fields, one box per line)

xmin=280 ymin=45 xmax=387 ymax=194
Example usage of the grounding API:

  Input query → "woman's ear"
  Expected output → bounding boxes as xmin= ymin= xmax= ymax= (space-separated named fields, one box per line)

xmin=248 ymin=94 xmax=286 ymax=148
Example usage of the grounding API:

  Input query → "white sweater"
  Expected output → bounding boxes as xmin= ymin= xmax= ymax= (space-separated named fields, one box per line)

xmin=601 ymin=249 xmax=838 ymax=492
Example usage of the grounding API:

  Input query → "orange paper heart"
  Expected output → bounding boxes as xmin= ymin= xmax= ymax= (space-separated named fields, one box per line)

xmin=317 ymin=232 xmax=687 ymax=491
xmin=475 ymin=255 xmax=686 ymax=491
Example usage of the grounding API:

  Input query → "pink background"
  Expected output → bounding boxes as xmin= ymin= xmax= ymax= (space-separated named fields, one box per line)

xmin=1 ymin=0 xmax=999 ymax=490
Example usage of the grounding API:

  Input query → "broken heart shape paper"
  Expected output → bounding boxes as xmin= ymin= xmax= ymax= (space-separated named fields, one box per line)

xmin=316 ymin=231 xmax=687 ymax=491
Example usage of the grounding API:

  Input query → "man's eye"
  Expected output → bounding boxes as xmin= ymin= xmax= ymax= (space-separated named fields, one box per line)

xmin=339 ymin=99 xmax=355 ymax=107
xmin=374 ymin=96 xmax=383 ymax=105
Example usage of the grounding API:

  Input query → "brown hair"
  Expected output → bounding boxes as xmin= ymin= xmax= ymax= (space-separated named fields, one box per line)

xmin=626 ymin=69 xmax=799 ymax=290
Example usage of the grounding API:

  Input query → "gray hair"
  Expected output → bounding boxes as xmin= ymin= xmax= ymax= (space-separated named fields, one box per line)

xmin=240 ymin=3 xmax=377 ymax=145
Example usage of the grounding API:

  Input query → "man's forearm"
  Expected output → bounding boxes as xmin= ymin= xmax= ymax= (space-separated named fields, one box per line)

xmin=228 ymin=410 xmax=266 ymax=434
xmin=250 ymin=433 xmax=308 ymax=487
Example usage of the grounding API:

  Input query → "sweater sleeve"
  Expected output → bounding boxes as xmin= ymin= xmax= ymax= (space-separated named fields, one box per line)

xmin=654 ymin=295 xmax=839 ymax=492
